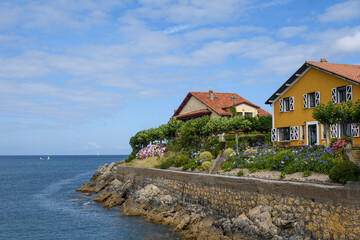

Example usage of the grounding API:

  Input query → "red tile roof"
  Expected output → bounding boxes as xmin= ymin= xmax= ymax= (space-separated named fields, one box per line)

xmin=306 ymin=61 xmax=360 ymax=84
xmin=266 ymin=60 xmax=360 ymax=104
xmin=257 ymin=108 xmax=271 ymax=116
xmin=171 ymin=109 xmax=211 ymax=120
xmin=173 ymin=91 xmax=270 ymax=118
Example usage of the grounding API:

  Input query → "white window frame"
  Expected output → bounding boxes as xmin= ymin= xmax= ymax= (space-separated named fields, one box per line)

xmin=332 ymin=85 xmax=352 ymax=104
xmin=300 ymin=125 xmax=305 ymax=140
xmin=305 ymin=121 xmax=319 ymax=145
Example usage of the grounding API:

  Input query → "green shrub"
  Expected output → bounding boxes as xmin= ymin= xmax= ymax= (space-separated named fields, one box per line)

xmin=126 ymin=153 xmax=136 ymax=162
xmin=237 ymin=170 xmax=244 ymax=176
xmin=223 ymin=148 xmax=234 ymax=158
xmin=157 ymin=156 xmax=176 ymax=169
xmin=201 ymin=161 xmax=212 ymax=170
xmin=329 ymin=161 xmax=360 ymax=184
xmin=226 ymin=141 xmax=236 ymax=149
xmin=221 ymin=162 xmax=233 ymax=171
xmin=174 ymin=155 xmax=190 ymax=167
xmin=199 ymin=151 xmax=213 ymax=161
xmin=303 ymin=170 xmax=312 ymax=177
xmin=280 ymin=172 xmax=286 ymax=180
xmin=225 ymin=133 xmax=235 ymax=141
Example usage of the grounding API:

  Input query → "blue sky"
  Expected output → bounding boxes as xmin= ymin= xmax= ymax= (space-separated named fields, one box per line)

xmin=1 ymin=0 xmax=360 ymax=155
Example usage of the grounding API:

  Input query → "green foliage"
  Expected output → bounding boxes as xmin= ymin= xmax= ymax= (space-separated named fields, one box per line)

xmin=201 ymin=161 xmax=212 ymax=170
xmin=329 ymin=161 xmax=360 ymax=184
xmin=157 ymin=156 xmax=176 ymax=169
xmin=223 ymin=148 xmax=234 ymax=158
xmin=182 ymin=158 xmax=203 ymax=171
xmin=280 ymin=172 xmax=286 ymax=180
xmin=174 ymin=155 xmax=190 ymax=167
xmin=312 ymin=101 xmax=342 ymax=125
xmin=225 ymin=133 xmax=235 ymax=141
xmin=303 ymin=170 xmax=312 ymax=177
xmin=221 ymin=161 xmax=233 ymax=171
xmin=237 ymin=170 xmax=244 ymax=176
xmin=229 ymin=106 xmax=237 ymax=117
xmin=226 ymin=141 xmax=236 ymax=149
xmin=249 ymin=168 xmax=257 ymax=173
xmin=126 ymin=153 xmax=136 ymax=162
xmin=165 ymin=140 xmax=182 ymax=152
xmin=199 ymin=151 xmax=213 ymax=160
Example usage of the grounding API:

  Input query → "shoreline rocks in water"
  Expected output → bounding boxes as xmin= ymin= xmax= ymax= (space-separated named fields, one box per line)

xmin=77 ymin=164 xmax=314 ymax=240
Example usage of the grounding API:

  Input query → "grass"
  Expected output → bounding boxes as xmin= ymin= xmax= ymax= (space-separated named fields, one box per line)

xmin=126 ymin=152 xmax=176 ymax=168
xmin=126 ymin=156 xmax=162 ymax=168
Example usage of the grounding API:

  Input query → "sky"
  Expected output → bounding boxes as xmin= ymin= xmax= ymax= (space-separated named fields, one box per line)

xmin=1 ymin=0 xmax=360 ymax=155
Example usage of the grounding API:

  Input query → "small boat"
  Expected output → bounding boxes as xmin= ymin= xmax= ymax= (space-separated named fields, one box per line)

xmin=47 ymin=156 xmax=50 ymax=160
xmin=40 ymin=157 xmax=43 ymax=160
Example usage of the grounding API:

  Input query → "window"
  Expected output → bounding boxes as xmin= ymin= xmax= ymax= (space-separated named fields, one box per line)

xmin=278 ymin=127 xmax=290 ymax=141
xmin=332 ymin=85 xmax=352 ymax=104
xmin=337 ymin=86 xmax=346 ymax=103
xmin=280 ymin=97 xmax=294 ymax=112
xmin=237 ymin=112 xmax=243 ymax=116
xmin=283 ymin=98 xmax=290 ymax=112
xmin=339 ymin=124 xmax=351 ymax=137
xmin=308 ymin=92 xmax=316 ymax=108
xmin=303 ymin=92 xmax=320 ymax=108
xmin=245 ymin=112 xmax=253 ymax=117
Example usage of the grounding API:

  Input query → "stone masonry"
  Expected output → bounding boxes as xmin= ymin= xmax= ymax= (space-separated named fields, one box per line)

xmin=117 ymin=166 xmax=360 ymax=240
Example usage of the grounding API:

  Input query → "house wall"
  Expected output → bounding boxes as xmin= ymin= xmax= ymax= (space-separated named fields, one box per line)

xmin=179 ymin=96 xmax=219 ymax=118
xmin=273 ymin=67 xmax=360 ymax=146
xmin=234 ymin=103 xmax=258 ymax=116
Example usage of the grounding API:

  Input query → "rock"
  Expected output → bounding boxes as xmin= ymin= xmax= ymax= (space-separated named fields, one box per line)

xmin=248 ymin=205 xmax=262 ymax=220
xmin=76 ymin=162 xmax=117 ymax=193
xmin=93 ymin=179 xmax=132 ymax=210
xmin=233 ymin=214 xmax=251 ymax=230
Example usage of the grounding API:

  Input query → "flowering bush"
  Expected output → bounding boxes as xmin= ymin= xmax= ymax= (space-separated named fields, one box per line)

xmin=136 ymin=144 xmax=166 ymax=159
xmin=221 ymin=144 xmax=337 ymax=175
xmin=331 ymin=139 xmax=347 ymax=161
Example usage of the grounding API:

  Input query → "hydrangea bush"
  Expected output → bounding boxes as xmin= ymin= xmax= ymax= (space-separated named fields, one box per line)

xmin=136 ymin=144 xmax=166 ymax=159
xmin=221 ymin=143 xmax=338 ymax=174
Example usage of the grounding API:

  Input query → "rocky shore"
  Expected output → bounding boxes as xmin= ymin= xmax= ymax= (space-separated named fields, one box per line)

xmin=76 ymin=163 xmax=318 ymax=240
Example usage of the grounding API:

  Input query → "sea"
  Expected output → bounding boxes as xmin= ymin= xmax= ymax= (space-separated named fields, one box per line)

xmin=0 ymin=155 xmax=182 ymax=240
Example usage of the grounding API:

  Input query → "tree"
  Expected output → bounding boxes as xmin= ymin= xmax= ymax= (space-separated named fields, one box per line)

xmin=229 ymin=116 xmax=251 ymax=146
xmin=312 ymin=101 xmax=342 ymax=147
xmin=229 ymin=106 xmax=237 ymax=117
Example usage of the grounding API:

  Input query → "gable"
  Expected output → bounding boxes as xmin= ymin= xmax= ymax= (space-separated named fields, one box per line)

xmin=266 ymin=61 xmax=360 ymax=105
xmin=178 ymin=95 xmax=210 ymax=115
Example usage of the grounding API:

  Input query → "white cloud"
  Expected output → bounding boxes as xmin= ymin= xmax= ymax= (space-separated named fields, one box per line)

xmin=164 ymin=24 xmax=196 ymax=34
xmin=334 ymin=31 xmax=360 ymax=53
xmin=184 ymin=26 xmax=265 ymax=41
xmin=278 ymin=25 xmax=307 ymax=38
xmin=87 ymin=142 xmax=102 ymax=149
xmin=318 ymin=0 xmax=360 ymax=22
xmin=0 ymin=0 xmax=124 ymax=30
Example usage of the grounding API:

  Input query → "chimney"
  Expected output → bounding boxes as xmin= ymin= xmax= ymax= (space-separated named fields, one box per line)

xmin=320 ymin=58 xmax=328 ymax=63
xmin=209 ymin=90 xmax=214 ymax=101
xmin=174 ymin=109 xmax=177 ymax=113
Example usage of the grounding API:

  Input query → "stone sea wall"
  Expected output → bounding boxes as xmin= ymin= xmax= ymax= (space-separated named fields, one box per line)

xmin=117 ymin=166 xmax=360 ymax=240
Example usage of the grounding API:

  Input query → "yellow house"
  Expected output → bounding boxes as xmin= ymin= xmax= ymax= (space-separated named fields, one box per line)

xmin=265 ymin=59 xmax=360 ymax=146
xmin=173 ymin=90 xmax=270 ymax=121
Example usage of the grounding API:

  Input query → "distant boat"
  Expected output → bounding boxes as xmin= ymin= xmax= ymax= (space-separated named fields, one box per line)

xmin=47 ymin=156 xmax=50 ymax=160
xmin=40 ymin=157 xmax=43 ymax=160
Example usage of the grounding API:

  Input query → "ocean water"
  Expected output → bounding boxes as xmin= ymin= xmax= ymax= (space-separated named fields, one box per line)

xmin=0 ymin=155 xmax=181 ymax=240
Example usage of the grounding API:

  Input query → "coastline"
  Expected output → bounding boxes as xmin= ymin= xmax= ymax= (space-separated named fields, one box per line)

xmin=77 ymin=163 xmax=360 ymax=240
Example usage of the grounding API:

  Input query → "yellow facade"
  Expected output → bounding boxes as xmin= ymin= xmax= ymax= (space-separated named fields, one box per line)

xmin=273 ymin=67 xmax=360 ymax=146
